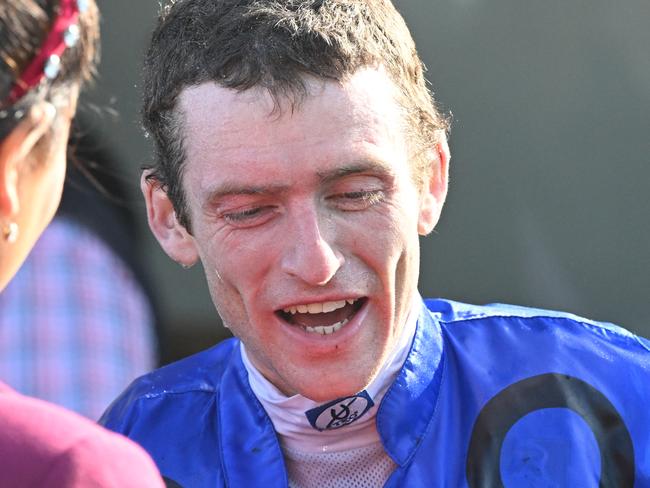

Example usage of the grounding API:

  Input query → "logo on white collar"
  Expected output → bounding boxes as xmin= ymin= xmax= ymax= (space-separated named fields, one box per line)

xmin=305 ymin=391 xmax=375 ymax=431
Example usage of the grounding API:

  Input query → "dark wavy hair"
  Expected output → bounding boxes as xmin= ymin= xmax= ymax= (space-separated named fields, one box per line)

xmin=142 ymin=0 xmax=449 ymax=230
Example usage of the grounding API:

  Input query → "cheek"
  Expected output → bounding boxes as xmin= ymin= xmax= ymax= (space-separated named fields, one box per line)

xmin=349 ymin=203 xmax=418 ymax=261
xmin=198 ymin=232 xmax=277 ymax=312
xmin=346 ymin=203 xmax=421 ymax=310
xmin=211 ymin=235 xmax=274 ymax=281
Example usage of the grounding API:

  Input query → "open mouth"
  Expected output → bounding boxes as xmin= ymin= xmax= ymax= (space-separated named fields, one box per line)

xmin=276 ymin=298 xmax=366 ymax=335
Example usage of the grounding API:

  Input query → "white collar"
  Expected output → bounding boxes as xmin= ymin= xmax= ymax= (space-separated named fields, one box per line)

xmin=240 ymin=295 xmax=420 ymax=453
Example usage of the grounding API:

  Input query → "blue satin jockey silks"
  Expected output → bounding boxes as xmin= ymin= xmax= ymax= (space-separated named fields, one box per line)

xmin=100 ymin=299 xmax=650 ymax=487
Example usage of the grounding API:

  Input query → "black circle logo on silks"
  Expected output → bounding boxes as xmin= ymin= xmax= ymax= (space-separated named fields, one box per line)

xmin=305 ymin=390 xmax=375 ymax=431
xmin=466 ymin=373 xmax=635 ymax=487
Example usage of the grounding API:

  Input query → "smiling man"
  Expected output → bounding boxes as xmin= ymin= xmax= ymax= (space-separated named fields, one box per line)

xmin=165 ymin=65 xmax=446 ymax=404
xmin=100 ymin=1 xmax=650 ymax=487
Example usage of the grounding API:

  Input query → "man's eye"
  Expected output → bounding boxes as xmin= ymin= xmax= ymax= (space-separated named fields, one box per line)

xmin=330 ymin=189 xmax=385 ymax=210
xmin=222 ymin=206 xmax=274 ymax=226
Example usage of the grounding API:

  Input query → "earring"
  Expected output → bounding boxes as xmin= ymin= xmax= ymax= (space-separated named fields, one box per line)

xmin=2 ymin=222 xmax=18 ymax=243
xmin=180 ymin=262 xmax=194 ymax=270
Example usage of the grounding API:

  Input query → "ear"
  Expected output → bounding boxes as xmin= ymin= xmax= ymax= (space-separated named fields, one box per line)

xmin=417 ymin=131 xmax=450 ymax=235
xmin=0 ymin=103 xmax=56 ymax=218
xmin=141 ymin=171 xmax=199 ymax=267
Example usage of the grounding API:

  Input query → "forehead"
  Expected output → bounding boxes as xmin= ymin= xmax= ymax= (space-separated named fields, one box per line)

xmin=177 ymin=67 xmax=410 ymax=192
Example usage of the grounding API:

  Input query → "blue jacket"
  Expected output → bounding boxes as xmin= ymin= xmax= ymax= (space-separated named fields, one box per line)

xmin=100 ymin=299 xmax=650 ymax=487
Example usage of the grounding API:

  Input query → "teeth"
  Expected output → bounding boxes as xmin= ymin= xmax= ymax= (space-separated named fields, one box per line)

xmin=283 ymin=299 xmax=353 ymax=315
xmin=323 ymin=300 xmax=346 ymax=312
xmin=304 ymin=318 xmax=349 ymax=335
xmin=307 ymin=303 xmax=322 ymax=314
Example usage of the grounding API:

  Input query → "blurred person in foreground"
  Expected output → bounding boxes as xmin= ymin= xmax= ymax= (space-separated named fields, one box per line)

xmin=0 ymin=120 xmax=159 ymax=421
xmin=100 ymin=1 xmax=650 ymax=487
xmin=0 ymin=1 xmax=163 ymax=485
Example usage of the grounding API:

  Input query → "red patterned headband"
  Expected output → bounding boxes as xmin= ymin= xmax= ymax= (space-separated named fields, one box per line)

xmin=4 ymin=0 xmax=86 ymax=107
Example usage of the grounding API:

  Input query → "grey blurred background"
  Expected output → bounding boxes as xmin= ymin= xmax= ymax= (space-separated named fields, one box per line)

xmin=86 ymin=0 xmax=650 ymax=363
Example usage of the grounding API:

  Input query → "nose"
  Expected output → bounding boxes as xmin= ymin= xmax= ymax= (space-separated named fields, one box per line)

xmin=280 ymin=208 xmax=344 ymax=286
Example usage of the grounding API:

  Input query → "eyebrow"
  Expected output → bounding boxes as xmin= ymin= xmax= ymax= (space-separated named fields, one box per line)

xmin=201 ymin=183 xmax=289 ymax=211
xmin=316 ymin=160 xmax=395 ymax=183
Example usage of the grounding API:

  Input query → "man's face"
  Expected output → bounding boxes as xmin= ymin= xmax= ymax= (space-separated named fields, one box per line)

xmin=148 ymin=67 xmax=447 ymax=402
